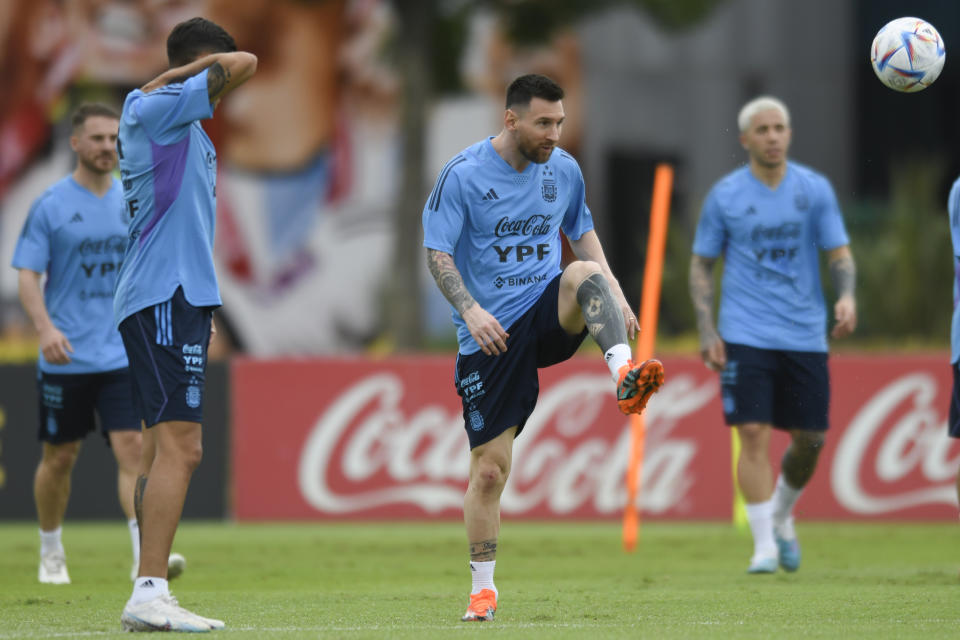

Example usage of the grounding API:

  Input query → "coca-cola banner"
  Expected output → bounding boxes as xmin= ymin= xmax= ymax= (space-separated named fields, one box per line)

xmin=231 ymin=355 xmax=960 ymax=520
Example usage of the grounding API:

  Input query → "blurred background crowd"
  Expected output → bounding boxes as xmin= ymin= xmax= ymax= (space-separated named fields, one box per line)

xmin=1 ymin=0 xmax=958 ymax=361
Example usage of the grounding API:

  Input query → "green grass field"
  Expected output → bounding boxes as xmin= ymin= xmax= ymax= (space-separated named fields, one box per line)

xmin=1 ymin=520 xmax=959 ymax=638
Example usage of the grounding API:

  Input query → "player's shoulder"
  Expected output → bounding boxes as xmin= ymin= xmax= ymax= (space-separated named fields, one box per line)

xmin=551 ymin=146 xmax=581 ymax=169
xmin=31 ymin=176 xmax=73 ymax=210
xmin=949 ymin=176 xmax=960 ymax=213
xmin=708 ymin=165 xmax=751 ymax=203
xmin=440 ymin=139 xmax=488 ymax=176
xmin=122 ymin=83 xmax=186 ymax=119
xmin=788 ymin=161 xmax=832 ymax=189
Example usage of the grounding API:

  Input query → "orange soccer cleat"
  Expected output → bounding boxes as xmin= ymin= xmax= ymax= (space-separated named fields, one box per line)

xmin=616 ymin=359 xmax=665 ymax=415
xmin=461 ymin=589 xmax=497 ymax=622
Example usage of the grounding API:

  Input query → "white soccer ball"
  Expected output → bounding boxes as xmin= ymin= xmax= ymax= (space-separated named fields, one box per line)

xmin=870 ymin=17 xmax=945 ymax=92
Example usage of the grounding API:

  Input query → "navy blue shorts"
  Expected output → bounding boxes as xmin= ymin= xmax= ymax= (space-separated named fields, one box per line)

xmin=454 ymin=274 xmax=588 ymax=450
xmin=37 ymin=368 xmax=138 ymax=444
xmin=720 ymin=342 xmax=830 ymax=431
xmin=119 ymin=287 xmax=214 ymax=428
xmin=949 ymin=362 xmax=960 ymax=438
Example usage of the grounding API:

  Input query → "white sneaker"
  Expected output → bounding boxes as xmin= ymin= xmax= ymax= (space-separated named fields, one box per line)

xmin=120 ymin=593 xmax=214 ymax=632
xmin=164 ymin=594 xmax=224 ymax=630
xmin=130 ymin=553 xmax=188 ymax=581
xmin=39 ymin=550 xmax=70 ymax=584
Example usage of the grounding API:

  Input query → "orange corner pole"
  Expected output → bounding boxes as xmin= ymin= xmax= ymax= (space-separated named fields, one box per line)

xmin=623 ymin=163 xmax=674 ymax=552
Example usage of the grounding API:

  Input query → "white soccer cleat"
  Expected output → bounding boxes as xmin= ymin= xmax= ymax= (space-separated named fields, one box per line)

xmin=39 ymin=550 xmax=70 ymax=584
xmin=130 ymin=553 xmax=188 ymax=581
xmin=120 ymin=594 xmax=215 ymax=632
xmin=164 ymin=594 xmax=224 ymax=631
xmin=747 ymin=553 xmax=778 ymax=574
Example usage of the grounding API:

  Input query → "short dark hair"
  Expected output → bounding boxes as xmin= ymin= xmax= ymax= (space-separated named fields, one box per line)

xmin=167 ymin=17 xmax=237 ymax=68
xmin=71 ymin=103 xmax=119 ymax=131
xmin=505 ymin=74 xmax=564 ymax=110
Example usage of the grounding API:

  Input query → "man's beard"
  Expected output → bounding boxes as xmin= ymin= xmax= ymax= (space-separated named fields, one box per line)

xmin=80 ymin=154 xmax=116 ymax=175
xmin=518 ymin=137 xmax=553 ymax=164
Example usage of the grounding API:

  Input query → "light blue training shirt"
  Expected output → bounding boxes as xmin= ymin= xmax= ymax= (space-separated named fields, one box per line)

xmin=114 ymin=68 xmax=220 ymax=327
xmin=13 ymin=175 xmax=128 ymax=373
xmin=422 ymin=138 xmax=594 ymax=355
xmin=692 ymin=162 xmax=850 ymax=352
xmin=947 ymin=177 xmax=960 ymax=364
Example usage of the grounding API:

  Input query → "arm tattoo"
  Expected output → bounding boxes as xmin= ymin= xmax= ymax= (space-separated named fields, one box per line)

xmin=134 ymin=474 xmax=148 ymax=545
xmin=469 ymin=538 xmax=498 ymax=562
xmin=689 ymin=255 xmax=718 ymax=336
xmin=427 ymin=249 xmax=476 ymax=315
xmin=575 ymin=272 xmax=627 ymax=352
xmin=206 ymin=62 xmax=231 ymax=98
xmin=829 ymin=254 xmax=856 ymax=298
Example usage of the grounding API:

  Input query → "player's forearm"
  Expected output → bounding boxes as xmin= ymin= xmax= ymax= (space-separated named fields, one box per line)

xmin=689 ymin=255 xmax=718 ymax=336
xmin=16 ymin=270 xmax=55 ymax=333
xmin=142 ymin=52 xmax=257 ymax=94
xmin=426 ymin=249 xmax=476 ymax=315
xmin=206 ymin=52 xmax=258 ymax=101
xmin=827 ymin=246 xmax=856 ymax=299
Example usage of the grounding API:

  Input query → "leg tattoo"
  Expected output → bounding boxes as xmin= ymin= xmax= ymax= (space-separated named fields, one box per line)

xmin=134 ymin=474 xmax=148 ymax=545
xmin=469 ymin=539 xmax=498 ymax=562
xmin=781 ymin=432 xmax=825 ymax=489
xmin=576 ymin=273 xmax=627 ymax=352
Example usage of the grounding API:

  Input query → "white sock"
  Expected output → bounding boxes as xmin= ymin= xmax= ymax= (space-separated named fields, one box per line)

xmin=129 ymin=577 xmax=169 ymax=605
xmin=745 ymin=499 xmax=777 ymax=559
xmin=604 ymin=344 xmax=633 ymax=381
xmin=39 ymin=527 xmax=64 ymax=556
xmin=772 ymin=474 xmax=803 ymax=526
xmin=470 ymin=560 xmax=497 ymax=597
xmin=128 ymin=519 xmax=140 ymax=566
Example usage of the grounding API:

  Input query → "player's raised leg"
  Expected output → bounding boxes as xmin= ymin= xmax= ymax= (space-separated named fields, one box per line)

xmin=736 ymin=423 xmax=778 ymax=573
xmin=557 ymin=260 xmax=663 ymax=414
xmin=461 ymin=427 xmax=516 ymax=622
xmin=35 ymin=441 xmax=81 ymax=584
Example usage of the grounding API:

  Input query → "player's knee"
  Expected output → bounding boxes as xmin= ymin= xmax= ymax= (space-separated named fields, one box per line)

xmin=735 ymin=424 xmax=768 ymax=453
xmin=793 ymin=432 xmax=826 ymax=456
xmin=42 ymin=444 xmax=80 ymax=475
xmin=563 ymin=260 xmax=602 ymax=287
xmin=471 ymin=458 xmax=509 ymax=495
xmin=161 ymin=438 xmax=203 ymax=473
xmin=180 ymin=442 xmax=203 ymax=472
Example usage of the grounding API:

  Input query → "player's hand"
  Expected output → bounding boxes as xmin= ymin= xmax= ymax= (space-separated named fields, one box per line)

xmin=620 ymin=301 xmax=639 ymax=341
xmin=39 ymin=325 xmax=73 ymax=364
xmin=209 ymin=317 xmax=217 ymax=346
xmin=606 ymin=284 xmax=638 ymax=341
xmin=831 ymin=295 xmax=857 ymax=339
xmin=462 ymin=303 xmax=509 ymax=356
xmin=700 ymin=333 xmax=726 ymax=371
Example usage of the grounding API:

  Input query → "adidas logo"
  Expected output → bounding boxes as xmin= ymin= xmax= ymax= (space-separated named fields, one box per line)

xmin=70 ymin=213 xmax=83 ymax=223
xmin=141 ymin=579 xmax=155 ymax=588
xmin=481 ymin=188 xmax=500 ymax=201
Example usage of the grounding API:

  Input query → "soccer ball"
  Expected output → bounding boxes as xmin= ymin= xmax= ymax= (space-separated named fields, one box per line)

xmin=870 ymin=17 xmax=945 ymax=92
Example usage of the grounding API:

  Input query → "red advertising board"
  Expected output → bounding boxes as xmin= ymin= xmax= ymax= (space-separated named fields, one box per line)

xmin=231 ymin=354 xmax=960 ymax=520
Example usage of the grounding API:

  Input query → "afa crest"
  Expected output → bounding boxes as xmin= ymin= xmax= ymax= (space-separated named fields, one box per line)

xmin=541 ymin=164 xmax=557 ymax=202
xmin=794 ymin=191 xmax=809 ymax=211
xmin=468 ymin=410 xmax=484 ymax=432
xmin=541 ymin=179 xmax=557 ymax=202
xmin=186 ymin=385 xmax=202 ymax=409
